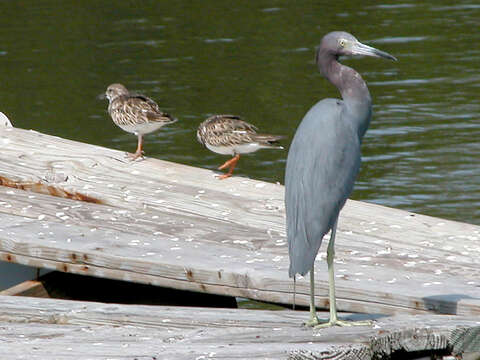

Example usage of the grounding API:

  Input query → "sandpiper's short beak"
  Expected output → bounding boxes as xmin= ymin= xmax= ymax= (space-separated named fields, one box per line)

xmin=97 ymin=93 xmax=107 ymax=100
xmin=351 ymin=41 xmax=397 ymax=61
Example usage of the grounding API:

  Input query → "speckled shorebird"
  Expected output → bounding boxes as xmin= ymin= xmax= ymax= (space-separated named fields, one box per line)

xmin=103 ymin=83 xmax=176 ymax=160
xmin=197 ymin=115 xmax=284 ymax=179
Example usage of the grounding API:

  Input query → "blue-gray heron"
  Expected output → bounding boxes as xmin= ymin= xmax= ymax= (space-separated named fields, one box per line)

xmin=285 ymin=31 xmax=397 ymax=327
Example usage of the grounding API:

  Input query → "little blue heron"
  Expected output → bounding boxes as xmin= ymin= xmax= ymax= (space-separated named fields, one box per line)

xmin=197 ymin=115 xmax=284 ymax=179
xmin=285 ymin=32 xmax=396 ymax=327
xmin=101 ymin=84 xmax=177 ymax=160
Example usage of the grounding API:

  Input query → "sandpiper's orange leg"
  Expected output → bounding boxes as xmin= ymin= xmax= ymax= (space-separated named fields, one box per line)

xmin=128 ymin=134 xmax=144 ymax=160
xmin=218 ymin=154 xmax=240 ymax=180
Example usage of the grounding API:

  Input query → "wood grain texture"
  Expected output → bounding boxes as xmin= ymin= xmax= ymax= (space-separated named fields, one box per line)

xmin=0 ymin=280 xmax=48 ymax=297
xmin=0 ymin=127 xmax=479 ymax=315
xmin=0 ymin=295 xmax=477 ymax=360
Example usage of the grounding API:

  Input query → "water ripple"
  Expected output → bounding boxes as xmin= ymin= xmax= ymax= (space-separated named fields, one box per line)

xmin=371 ymin=4 xmax=417 ymax=9
xmin=431 ymin=5 xmax=480 ymax=11
xmin=151 ymin=56 xmax=194 ymax=63
xmin=370 ymin=36 xmax=429 ymax=44
xmin=261 ymin=7 xmax=282 ymax=12
xmin=98 ymin=40 xmax=165 ymax=48
xmin=370 ymin=78 xmax=447 ymax=86
xmin=204 ymin=38 xmax=237 ymax=43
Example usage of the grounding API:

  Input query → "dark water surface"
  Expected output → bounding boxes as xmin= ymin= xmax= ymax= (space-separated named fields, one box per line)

xmin=1 ymin=1 xmax=479 ymax=224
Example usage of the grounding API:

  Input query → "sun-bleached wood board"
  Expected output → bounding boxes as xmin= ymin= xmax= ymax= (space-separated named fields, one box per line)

xmin=0 ymin=280 xmax=48 ymax=297
xmin=0 ymin=295 xmax=479 ymax=360
xmin=0 ymin=127 xmax=479 ymax=315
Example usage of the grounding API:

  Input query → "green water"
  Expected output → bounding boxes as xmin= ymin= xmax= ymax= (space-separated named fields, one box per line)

xmin=0 ymin=1 xmax=479 ymax=224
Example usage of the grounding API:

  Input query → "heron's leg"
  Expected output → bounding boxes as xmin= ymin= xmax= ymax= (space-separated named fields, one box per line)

xmin=315 ymin=218 xmax=371 ymax=328
xmin=327 ymin=218 xmax=339 ymax=323
xmin=218 ymin=154 xmax=240 ymax=180
xmin=304 ymin=265 xmax=320 ymax=327
xmin=128 ymin=134 xmax=144 ymax=160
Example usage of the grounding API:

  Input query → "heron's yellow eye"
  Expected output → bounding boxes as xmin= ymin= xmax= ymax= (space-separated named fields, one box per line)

xmin=339 ymin=39 xmax=346 ymax=47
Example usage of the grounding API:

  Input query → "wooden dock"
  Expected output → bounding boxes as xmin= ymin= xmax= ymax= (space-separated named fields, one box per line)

xmin=0 ymin=126 xmax=479 ymax=317
xmin=0 ymin=294 xmax=479 ymax=359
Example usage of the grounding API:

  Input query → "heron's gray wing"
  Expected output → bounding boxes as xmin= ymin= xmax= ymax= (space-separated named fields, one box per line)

xmin=285 ymin=99 xmax=361 ymax=277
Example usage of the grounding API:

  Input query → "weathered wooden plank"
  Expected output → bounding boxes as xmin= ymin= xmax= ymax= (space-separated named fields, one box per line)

xmin=0 ymin=295 xmax=478 ymax=360
xmin=0 ymin=127 xmax=479 ymax=315
xmin=0 ymin=280 xmax=48 ymax=297
xmin=0 ymin=271 xmax=237 ymax=307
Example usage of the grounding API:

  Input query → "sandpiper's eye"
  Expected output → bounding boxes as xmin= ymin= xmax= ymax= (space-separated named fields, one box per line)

xmin=339 ymin=39 xmax=346 ymax=47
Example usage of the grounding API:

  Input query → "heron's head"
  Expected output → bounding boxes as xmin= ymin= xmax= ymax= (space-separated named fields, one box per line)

xmin=102 ymin=83 xmax=129 ymax=102
xmin=318 ymin=31 xmax=397 ymax=62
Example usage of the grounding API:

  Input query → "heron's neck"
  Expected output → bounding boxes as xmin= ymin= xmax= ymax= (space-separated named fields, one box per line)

xmin=319 ymin=54 xmax=372 ymax=139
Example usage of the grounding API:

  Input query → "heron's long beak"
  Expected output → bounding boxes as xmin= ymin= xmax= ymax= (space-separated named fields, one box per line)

xmin=97 ymin=93 xmax=107 ymax=100
xmin=351 ymin=41 xmax=397 ymax=61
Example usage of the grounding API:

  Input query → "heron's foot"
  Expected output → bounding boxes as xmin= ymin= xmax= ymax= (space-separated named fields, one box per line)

xmin=314 ymin=319 xmax=372 ymax=329
xmin=304 ymin=315 xmax=320 ymax=327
